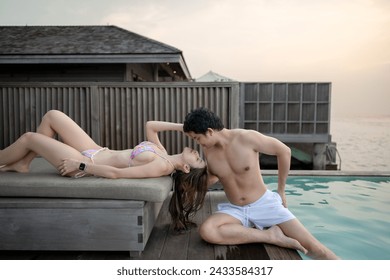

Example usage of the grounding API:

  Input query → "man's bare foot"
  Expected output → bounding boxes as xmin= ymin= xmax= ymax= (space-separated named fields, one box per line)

xmin=0 ymin=162 xmax=29 ymax=173
xmin=266 ymin=225 xmax=308 ymax=255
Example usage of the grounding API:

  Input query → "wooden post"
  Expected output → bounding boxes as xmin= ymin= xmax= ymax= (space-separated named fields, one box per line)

xmin=90 ymin=85 xmax=100 ymax=145
xmin=313 ymin=143 xmax=326 ymax=170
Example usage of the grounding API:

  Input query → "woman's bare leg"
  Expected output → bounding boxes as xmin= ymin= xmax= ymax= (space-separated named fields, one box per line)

xmin=37 ymin=110 xmax=100 ymax=150
xmin=1 ymin=110 xmax=101 ymax=172
xmin=0 ymin=132 xmax=87 ymax=176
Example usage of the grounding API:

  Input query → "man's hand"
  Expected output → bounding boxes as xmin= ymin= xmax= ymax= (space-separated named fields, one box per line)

xmin=277 ymin=190 xmax=288 ymax=208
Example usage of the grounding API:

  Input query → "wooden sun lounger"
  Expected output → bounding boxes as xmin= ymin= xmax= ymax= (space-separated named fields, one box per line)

xmin=0 ymin=158 xmax=172 ymax=257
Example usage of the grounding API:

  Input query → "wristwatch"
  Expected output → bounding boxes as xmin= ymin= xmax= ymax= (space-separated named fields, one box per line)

xmin=79 ymin=162 xmax=87 ymax=171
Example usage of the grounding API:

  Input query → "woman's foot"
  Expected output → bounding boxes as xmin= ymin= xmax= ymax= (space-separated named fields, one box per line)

xmin=0 ymin=162 xmax=29 ymax=173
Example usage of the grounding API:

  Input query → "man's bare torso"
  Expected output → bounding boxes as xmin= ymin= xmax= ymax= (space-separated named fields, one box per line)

xmin=204 ymin=129 xmax=267 ymax=205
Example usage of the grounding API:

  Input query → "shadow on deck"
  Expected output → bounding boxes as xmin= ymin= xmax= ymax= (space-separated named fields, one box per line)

xmin=0 ymin=192 xmax=301 ymax=260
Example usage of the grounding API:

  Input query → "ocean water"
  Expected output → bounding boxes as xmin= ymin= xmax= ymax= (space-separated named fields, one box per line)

xmin=330 ymin=117 xmax=390 ymax=172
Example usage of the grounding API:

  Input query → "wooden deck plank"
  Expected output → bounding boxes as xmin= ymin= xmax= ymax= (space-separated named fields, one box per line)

xmin=159 ymin=223 xmax=190 ymax=260
xmin=147 ymin=193 xmax=190 ymax=260
xmin=264 ymin=244 xmax=302 ymax=260
xmin=187 ymin=192 xmax=215 ymax=260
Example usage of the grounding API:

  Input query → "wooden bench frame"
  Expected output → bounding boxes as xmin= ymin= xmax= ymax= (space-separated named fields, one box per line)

xmin=0 ymin=159 xmax=171 ymax=257
xmin=0 ymin=198 xmax=163 ymax=257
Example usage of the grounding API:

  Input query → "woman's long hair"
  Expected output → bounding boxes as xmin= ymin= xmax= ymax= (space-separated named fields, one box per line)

xmin=169 ymin=167 xmax=208 ymax=232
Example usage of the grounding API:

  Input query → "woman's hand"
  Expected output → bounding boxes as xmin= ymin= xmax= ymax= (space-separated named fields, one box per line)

xmin=58 ymin=158 xmax=81 ymax=176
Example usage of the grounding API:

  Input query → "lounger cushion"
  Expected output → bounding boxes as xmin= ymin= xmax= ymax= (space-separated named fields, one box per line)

xmin=0 ymin=158 xmax=172 ymax=202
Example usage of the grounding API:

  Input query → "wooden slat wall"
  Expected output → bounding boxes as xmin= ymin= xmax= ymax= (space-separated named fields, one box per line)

xmin=97 ymin=84 xmax=233 ymax=154
xmin=0 ymin=85 xmax=93 ymax=148
xmin=0 ymin=83 xmax=237 ymax=154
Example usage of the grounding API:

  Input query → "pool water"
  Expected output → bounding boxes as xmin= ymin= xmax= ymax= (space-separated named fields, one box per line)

xmin=263 ymin=176 xmax=390 ymax=260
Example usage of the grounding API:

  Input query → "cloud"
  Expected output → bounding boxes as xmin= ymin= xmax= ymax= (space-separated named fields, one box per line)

xmin=0 ymin=0 xmax=389 ymax=116
xmin=100 ymin=2 xmax=167 ymax=32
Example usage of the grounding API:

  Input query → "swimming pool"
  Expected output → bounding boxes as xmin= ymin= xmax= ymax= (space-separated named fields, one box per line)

xmin=263 ymin=176 xmax=390 ymax=260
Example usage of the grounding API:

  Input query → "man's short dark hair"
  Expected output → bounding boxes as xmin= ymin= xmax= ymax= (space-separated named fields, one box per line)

xmin=183 ymin=107 xmax=224 ymax=134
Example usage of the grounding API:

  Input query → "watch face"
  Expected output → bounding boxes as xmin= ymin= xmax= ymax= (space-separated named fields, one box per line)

xmin=79 ymin=163 xmax=86 ymax=171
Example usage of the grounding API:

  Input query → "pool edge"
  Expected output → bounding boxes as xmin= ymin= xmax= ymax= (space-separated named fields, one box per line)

xmin=262 ymin=170 xmax=390 ymax=177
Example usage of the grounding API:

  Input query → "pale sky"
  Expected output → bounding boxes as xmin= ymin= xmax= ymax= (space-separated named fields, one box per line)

xmin=1 ymin=0 xmax=389 ymax=117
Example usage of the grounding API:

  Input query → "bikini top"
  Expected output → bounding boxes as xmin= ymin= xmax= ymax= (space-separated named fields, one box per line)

xmin=130 ymin=141 xmax=174 ymax=169
xmin=130 ymin=141 xmax=157 ymax=160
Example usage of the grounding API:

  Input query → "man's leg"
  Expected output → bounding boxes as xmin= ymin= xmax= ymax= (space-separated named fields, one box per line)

xmin=278 ymin=219 xmax=339 ymax=260
xmin=199 ymin=213 xmax=307 ymax=254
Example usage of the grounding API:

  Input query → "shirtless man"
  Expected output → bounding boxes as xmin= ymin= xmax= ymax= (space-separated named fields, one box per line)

xmin=183 ymin=107 xmax=339 ymax=260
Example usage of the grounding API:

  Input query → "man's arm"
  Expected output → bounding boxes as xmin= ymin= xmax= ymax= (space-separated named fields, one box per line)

xmin=245 ymin=130 xmax=291 ymax=206
xmin=275 ymin=143 xmax=291 ymax=207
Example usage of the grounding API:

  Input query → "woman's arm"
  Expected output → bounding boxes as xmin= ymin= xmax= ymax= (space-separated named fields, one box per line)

xmin=59 ymin=158 xmax=171 ymax=179
xmin=145 ymin=121 xmax=183 ymax=152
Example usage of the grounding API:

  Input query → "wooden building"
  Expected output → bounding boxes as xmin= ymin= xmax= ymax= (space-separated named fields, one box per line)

xmin=0 ymin=25 xmax=191 ymax=82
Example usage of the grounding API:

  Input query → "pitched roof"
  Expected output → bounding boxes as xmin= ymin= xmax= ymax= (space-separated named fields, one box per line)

xmin=196 ymin=70 xmax=235 ymax=82
xmin=0 ymin=25 xmax=181 ymax=55
xmin=0 ymin=25 xmax=191 ymax=78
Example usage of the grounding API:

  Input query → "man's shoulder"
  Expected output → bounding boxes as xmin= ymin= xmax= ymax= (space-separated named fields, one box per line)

xmin=230 ymin=128 xmax=263 ymax=138
xmin=229 ymin=128 xmax=250 ymax=134
xmin=225 ymin=129 xmax=261 ymax=147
